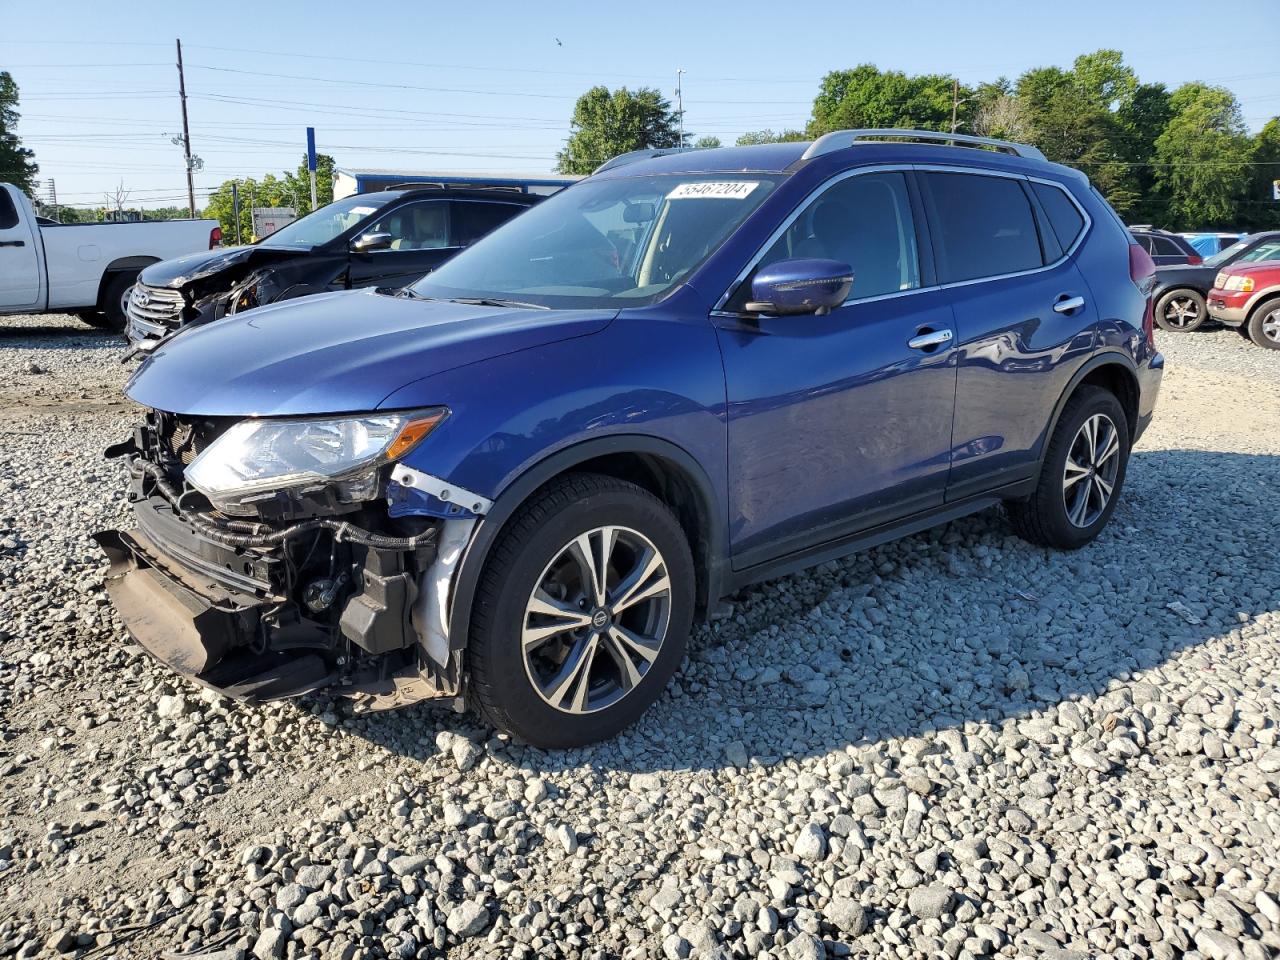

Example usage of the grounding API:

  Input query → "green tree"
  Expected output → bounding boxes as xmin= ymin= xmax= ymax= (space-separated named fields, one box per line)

xmin=1071 ymin=49 xmax=1137 ymax=112
xmin=556 ymin=86 xmax=684 ymax=174
xmin=1116 ymin=83 xmax=1173 ymax=225
xmin=1015 ymin=55 xmax=1140 ymax=216
xmin=1154 ymin=83 xmax=1251 ymax=228
xmin=0 ymin=71 xmax=38 ymax=192
xmin=693 ymin=135 xmax=722 ymax=150
xmin=810 ymin=65 xmax=966 ymax=135
xmin=735 ymin=129 xmax=807 ymax=146
xmin=1247 ymin=118 xmax=1280 ymax=230
xmin=204 ymin=154 xmax=337 ymax=242
xmin=283 ymin=153 xmax=336 ymax=215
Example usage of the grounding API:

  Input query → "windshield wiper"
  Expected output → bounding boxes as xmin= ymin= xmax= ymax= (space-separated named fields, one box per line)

xmin=396 ymin=288 xmax=436 ymax=300
xmin=448 ymin=296 xmax=550 ymax=310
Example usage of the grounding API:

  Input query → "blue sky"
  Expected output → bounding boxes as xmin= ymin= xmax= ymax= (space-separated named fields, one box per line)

xmin=3 ymin=0 xmax=1278 ymax=208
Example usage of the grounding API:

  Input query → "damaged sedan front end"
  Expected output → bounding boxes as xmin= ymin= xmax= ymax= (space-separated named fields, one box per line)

xmin=97 ymin=406 xmax=485 ymax=710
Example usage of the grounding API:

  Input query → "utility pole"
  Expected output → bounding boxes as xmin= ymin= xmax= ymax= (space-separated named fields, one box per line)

xmin=951 ymin=78 xmax=960 ymax=134
xmin=231 ymin=181 xmax=242 ymax=245
xmin=176 ymin=38 xmax=196 ymax=218
xmin=676 ymin=69 xmax=686 ymax=149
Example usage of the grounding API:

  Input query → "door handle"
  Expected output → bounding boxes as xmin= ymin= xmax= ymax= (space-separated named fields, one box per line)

xmin=907 ymin=328 xmax=954 ymax=351
xmin=0 ymin=240 xmax=25 ymax=247
xmin=1053 ymin=294 xmax=1086 ymax=314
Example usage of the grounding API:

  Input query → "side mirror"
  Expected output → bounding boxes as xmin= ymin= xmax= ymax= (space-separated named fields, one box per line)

xmin=746 ymin=258 xmax=853 ymax=316
xmin=352 ymin=231 xmax=393 ymax=253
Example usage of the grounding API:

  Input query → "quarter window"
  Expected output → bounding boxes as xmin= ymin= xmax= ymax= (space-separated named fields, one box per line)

xmin=1031 ymin=181 xmax=1085 ymax=251
xmin=737 ymin=170 xmax=921 ymax=306
xmin=921 ymin=172 xmax=1043 ymax=283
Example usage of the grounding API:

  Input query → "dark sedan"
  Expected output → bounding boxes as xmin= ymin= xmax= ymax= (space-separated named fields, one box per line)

xmin=1151 ymin=231 xmax=1280 ymax=332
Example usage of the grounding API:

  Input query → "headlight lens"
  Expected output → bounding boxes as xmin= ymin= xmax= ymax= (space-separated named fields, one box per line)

xmin=1220 ymin=274 xmax=1254 ymax=292
xmin=185 ymin=408 xmax=446 ymax=512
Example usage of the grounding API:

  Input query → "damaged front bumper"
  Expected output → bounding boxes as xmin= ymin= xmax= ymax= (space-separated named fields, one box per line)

xmin=96 ymin=456 xmax=485 ymax=710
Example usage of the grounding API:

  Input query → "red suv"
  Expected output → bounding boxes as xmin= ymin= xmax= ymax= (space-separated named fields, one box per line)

xmin=1208 ymin=260 xmax=1280 ymax=349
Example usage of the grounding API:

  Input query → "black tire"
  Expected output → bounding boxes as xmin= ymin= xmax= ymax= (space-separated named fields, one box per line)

xmin=95 ymin=273 xmax=136 ymax=332
xmin=1246 ymin=297 xmax=1280 ymax=350
xmin=468 ymin=473 xmax=694 ymax=747
xmin=1006 ymin=386 xmax=1130 ymax=550
xmin=1154 ymin=288 xmax=1206 ymax=333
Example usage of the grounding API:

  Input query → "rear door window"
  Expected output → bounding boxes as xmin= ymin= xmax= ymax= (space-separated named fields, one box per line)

xmin=920 ymin=172 xmax=1043 ymax=283
xmin=1152 ymin=236 xmax=1183 ymax=257
xmin=1030 ymin=182 xmax=1085 ymax=251
xmin=451 ymin=201 xmax=525 ymax=247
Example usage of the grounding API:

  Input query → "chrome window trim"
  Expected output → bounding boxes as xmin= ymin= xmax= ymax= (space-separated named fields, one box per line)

xmin=711 ymin=162 xmax=1093 ymax=315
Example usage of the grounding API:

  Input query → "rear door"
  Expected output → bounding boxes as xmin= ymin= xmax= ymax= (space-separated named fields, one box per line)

xmin=917 ymin=170 xmax=1098 ymax=500
xmin=0 ymin=186 xmax=43 ymax=310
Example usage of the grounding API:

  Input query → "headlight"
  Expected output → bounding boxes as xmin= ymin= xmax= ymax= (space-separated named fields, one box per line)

xmin=1222 ymin=275 xmax=1254 ymax=293
xmin=185 ymin=409 xmax=447 ymax=513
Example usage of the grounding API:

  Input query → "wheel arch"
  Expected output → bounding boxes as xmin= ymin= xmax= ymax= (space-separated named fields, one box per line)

xmin=447 ymin=435 xmax=727 ymax=652
xmin=1041 ymin=352 xmax=1140 ymax=468
xmin=95 ymin=255 xmax=160 ymax=309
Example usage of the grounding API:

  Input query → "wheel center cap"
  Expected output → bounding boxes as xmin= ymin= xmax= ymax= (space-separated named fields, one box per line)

xmin=591 ymin=608 xmax=611 ymax=631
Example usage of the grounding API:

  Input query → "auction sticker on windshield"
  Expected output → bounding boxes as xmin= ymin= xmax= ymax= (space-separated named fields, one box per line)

xmin=668 ymin=181 xmax=760 ymax=200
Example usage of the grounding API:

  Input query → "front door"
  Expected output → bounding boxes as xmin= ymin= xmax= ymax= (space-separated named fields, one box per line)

xmin=715 ymin=170 xmax=958 ymax=570
xmin=347 ymin=199 xmax=458 ymax=289
xmin=0 ymin=187 xmax=42 ymax=310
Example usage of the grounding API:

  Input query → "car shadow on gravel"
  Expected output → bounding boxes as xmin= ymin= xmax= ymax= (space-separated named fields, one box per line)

xmin=0 ymin=325 xmax=123 ymax=348
xmin=334 ymin=447 xmax=1280 ymax=776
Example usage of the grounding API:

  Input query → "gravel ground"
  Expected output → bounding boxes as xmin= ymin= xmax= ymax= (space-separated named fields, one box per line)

xmin=1 ymin=315 xmax=1279 ymax=960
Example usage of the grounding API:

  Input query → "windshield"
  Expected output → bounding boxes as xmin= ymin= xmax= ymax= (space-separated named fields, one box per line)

xmin=409 ymin=174 xmax=780 ymax=308
xmin=260 ymin=195 xmax=383 ymax=248
xmin=1204 ymin=238 xmax=1250 ymax=269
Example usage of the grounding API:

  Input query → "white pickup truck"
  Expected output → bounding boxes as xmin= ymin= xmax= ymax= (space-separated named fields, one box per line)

xmin=0 ymin=182 xmax=221 ymax=330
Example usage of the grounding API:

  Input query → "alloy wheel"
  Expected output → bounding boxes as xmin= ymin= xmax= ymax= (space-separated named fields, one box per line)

xmin=1163 ymin=296 xmax=1200 ymax=329
xmin=1262 ymin=308 xmax=1280 ymax=345
xmin=1063 ymin=413 xmax=1122 ymax=528
xmin=521 ymin=525 xmax=672 ymax=715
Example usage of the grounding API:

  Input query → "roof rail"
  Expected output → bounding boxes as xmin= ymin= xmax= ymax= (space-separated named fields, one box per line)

xmin=801 ymin=129 xmax=1046 ymax=162
xmin=593 ymin=148 xmax=684 ymax=174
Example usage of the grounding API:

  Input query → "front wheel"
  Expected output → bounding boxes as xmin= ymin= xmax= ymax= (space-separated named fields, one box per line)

xmin=1154 ymin=289 xmax=1206 ymax=333
xmin=1246 ymin=299 xmax=1280 ymax=350
xmin=1006 ymin=386 xmax=1131 ymax=550
xmin=467 ymin=474 xmax=694 ymax=747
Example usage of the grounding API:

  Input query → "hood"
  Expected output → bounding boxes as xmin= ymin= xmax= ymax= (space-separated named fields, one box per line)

xmin=125 ymin=289 xmax=616 ymax=416
xmin=139 ymin=244 xmax=309 ymax=288
xmin=1217 ymin=258 xmax=1280 ymax=278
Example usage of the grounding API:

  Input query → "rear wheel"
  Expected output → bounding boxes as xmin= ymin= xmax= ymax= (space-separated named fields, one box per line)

xmin=1154 ymin=289 xmax=1206 ymax=332
xmin=468 ymin=474 xmax=694 ymax=747
xmin=1246 ymin=298 xmax=1280 ymax=350
xmin=1006 ymin=386 xmax=1130 ymax=550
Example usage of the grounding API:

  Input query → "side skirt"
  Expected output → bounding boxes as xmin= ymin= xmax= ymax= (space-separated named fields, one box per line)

xmin=723 ymin=478 xmax=1034 ymax=594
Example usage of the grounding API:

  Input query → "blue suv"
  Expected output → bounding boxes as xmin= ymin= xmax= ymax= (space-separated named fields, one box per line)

xmin=96 ymin=130 xmax=1164 ymax=747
